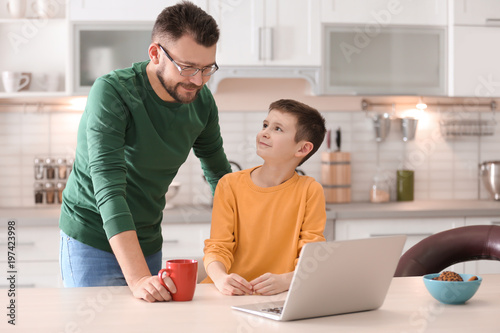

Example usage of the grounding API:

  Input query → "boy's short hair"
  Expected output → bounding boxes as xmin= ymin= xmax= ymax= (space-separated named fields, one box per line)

xmin=152 ymin=1 xmax=219 ymax=47
xmin=268 ymin=99 xmax=326 ymax=166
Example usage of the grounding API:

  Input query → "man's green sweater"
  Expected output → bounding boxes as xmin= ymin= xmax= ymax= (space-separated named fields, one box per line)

xmin=59 ymin=61 xmax=230 ymax=256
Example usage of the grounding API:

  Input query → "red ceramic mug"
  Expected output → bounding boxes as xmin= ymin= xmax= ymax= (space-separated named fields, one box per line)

xmin=158 ymin=259 xmax=198 ymax=301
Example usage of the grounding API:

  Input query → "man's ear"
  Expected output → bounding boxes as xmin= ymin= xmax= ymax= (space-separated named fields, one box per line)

xmin=148 ymin=43 xmax=161 ymax=64
xmin=296 ymin=141 xmax=313 ymax=158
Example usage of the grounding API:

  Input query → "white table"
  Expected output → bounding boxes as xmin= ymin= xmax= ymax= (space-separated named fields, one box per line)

xmin=1 ymin=275 xmax=499 ymax=332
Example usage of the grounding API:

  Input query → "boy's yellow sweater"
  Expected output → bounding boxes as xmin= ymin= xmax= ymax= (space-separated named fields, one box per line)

xmin=202 ymin=166 xmax=326 ymax=283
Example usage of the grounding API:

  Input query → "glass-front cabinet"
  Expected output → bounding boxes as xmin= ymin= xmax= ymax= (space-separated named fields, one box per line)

xmin=71 ymin=23 xmax=153 ymax=94
xmin=322 ymin=25 xmax=447 ymax=95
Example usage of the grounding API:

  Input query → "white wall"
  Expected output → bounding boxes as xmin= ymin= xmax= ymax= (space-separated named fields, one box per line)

xmin=0 ymin=97 xmax=498 ymax=208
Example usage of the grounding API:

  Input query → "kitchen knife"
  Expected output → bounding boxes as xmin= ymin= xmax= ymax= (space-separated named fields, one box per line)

xmin=326 ymin=129 xmax=332 ymax=151
xmin=336 ymin=127 xmax=341 ymax=151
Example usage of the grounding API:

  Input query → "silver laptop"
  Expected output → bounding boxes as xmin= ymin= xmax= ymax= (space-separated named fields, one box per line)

xmin=232 ymin=235 xmax=406 ymax=321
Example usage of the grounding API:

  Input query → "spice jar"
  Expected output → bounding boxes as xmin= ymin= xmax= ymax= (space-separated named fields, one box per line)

xmin=45 ymin=158 xmax=55 ymax=179
xmin=67 ymin=158 xmax=74 ymax=176
xmin=34 ymin=157 xmax=44 ymax=180
xmin=370 ymin=175 xmax=390 ymax=203
xmin=57 ymin=158 xmax=67 ymax=179
xmin=34 ymin=182 xmax=44 ymax=204
xmin=45 ymin=182 xmax=55 ymax=204
xmin=56 ymin=182 xmax=66 ymax=204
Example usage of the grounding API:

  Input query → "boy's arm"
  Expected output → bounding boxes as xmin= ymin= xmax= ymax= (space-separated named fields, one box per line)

xmin=295 ymin=181 xmax=327 ymax=265
xmin=203 ymin=176 xmax=253 ymax=294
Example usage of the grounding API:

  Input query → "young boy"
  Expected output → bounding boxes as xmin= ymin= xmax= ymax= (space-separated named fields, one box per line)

xmin=202 ymin=99 xmax=327 ymax=296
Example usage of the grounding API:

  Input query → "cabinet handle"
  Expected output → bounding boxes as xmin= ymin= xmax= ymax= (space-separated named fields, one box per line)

xmin=259 ymin=27 xmax=273 ymax=61
xmin=0 ymin=284 xmax=35 ymax=288
xmin=486 ymin=19 xmax=500 ymax=25
xmin=163 ymin=239 xmax=179 ymax=244
xmin=370 ymin=233 xmax=433 ymax=238
xmin=0 ymin=242 xmax=35 ymax=247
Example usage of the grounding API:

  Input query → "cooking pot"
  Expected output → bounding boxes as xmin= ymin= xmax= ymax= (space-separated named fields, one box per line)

xmin=480 ymin=161 xmax=500 ymax=201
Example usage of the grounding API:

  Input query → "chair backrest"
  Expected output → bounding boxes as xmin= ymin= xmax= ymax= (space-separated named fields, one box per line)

xmin=394 ymin=225 xmax=500 ymax=277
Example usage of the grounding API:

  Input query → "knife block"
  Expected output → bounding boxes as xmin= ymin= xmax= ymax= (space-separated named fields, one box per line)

xmin=321 ymin=151 xmax=351 ymax=203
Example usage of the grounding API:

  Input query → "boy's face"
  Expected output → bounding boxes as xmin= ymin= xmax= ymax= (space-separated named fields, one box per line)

xmin=256 ymin=109 xmax=304 ymax=163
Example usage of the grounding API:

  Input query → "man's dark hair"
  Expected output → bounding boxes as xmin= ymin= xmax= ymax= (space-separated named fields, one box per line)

xmin=152 ymin=1 xmax=219 ymax=47
xmin=268 ymin=99 xmax=326 ymax=166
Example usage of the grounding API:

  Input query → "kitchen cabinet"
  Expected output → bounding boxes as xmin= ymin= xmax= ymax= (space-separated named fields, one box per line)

xmin=454 ymin=0 xmax=500 ymax=25
xmin=335 ymin=217 xmax=466 ymax=271
xmin=0 ymin=224 xmax=62 ymax=288
xmin=71 ymin=22 xmax=153 ymax=94
xmin=68 ymin=0 xmax=207 ymax=21
xmin=161 ymin=222 xmax=211 ymax=282
xmin=209 ymin=0 xmax=321 ymax=66
xmin=463 ymin=216 xmax=500 ymax=274
xmin=452 ymin=26 xmax=500 ymax=97
xmin=322 ymin=25 xmax=446 ymax=95
xmin=320 ymin=0 xmax=447 ymax=25
xmin=161 ymin=222 xmax=210 ymax=261
xmin=0 ymin=15 xmax=67 ymax=97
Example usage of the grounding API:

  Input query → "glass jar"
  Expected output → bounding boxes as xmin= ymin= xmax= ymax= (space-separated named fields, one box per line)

xmin=34 ymin=182 xmax=44 ymax=204
xmin=56 ymin=182 xmax=66 ymax=204
xmin=45 ymin=182 xmax=55 ymax=204
xmin=57 ymin=158 xmax=67 ymax=179
xmin=370 ymin=176 xmax=390 ymax=203
xmin=45 ymin=158 xmax=56 ymax=179
xmin=34 ymin=157 xmax=44 ymax=180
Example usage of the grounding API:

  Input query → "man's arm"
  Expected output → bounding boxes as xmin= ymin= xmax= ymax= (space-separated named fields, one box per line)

xmin=109 ymin=230 xmax=176 ymax=302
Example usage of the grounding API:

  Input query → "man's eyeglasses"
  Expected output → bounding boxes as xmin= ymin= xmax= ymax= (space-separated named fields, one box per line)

xmin=158 ymin=44 xmax=219 ymax=77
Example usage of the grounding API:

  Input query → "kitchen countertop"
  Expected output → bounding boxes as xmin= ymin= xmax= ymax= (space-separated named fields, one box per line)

xmin=0 ymin=200 xmax=499 ymax=226
xmin=2 ymin=275 xmax=499 ymax=332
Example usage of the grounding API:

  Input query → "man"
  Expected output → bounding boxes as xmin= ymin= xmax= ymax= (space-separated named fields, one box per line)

xmin=59 ymin=1 xmax=231 ymax=303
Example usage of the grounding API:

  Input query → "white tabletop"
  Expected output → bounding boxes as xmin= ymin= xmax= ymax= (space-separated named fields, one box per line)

xmin=2 ymin=275 xmax=499 ymax=332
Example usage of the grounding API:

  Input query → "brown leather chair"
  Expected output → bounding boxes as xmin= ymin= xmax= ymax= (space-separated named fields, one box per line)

xmin=394 ymin=225 xmax=500 ymax=277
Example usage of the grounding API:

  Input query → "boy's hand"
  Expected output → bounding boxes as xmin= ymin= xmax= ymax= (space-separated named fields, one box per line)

xmin=213 ymin=273 xmax=253 ymax=296
xmin=250 ymin=272 xmax=293 ymax=296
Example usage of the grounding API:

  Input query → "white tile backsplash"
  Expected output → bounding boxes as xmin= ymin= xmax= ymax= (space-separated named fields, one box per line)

xmin=0 ymin=108 xmax=498 ymax=207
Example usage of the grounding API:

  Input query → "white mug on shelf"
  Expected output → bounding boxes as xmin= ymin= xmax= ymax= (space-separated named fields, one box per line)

xmin=7 ymin=0 xmax=27 ymax=19
xmin=2 ymin=71 xmax=30 ymax=93
xmin=31 ymin=0 xmax=59 ymax=19
xmin=41 ymin=73 xmax=60 ymax=92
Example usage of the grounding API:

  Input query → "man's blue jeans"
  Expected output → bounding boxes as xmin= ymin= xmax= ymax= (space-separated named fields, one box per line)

xmin=59 ymin=230 xmax=162 ymax=287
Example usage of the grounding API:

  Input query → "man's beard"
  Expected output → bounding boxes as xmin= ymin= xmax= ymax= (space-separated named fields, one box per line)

xmin=156 ymin=68 xmax=202 ymax=104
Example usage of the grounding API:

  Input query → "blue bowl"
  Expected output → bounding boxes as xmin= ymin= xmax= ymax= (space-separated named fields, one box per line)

xmin=423 ymin=273 xmax=482 ymax=305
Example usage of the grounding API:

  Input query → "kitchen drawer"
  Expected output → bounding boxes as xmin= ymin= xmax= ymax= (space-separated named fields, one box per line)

xmin=161 ymin=223 xmax=211 ymax=260
xmin=0 ymin=262 xmax=62 ymax=289
xmin=0 ymin=226 xmax=59 ymax=262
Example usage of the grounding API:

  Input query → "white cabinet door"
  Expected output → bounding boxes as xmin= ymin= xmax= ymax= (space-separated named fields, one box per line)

xmin=454 ymin=0 xmax=500 ymax=25
xmin=69 ymin=0 xmax=208 ymax=21
xmin=335 ymin=217 xmax=465 ymax=256
xmin=209 ymin=0 xmax=265 ymax=66
xmin=210 ymin=0 xmax=321 ymax=66
xmin=453 ymin=26 xmax=500 ymax=97
xmin=463 ymin=217 xmax=500 ymax=274
xmin=320 ymin=0 xmax=447 ymax=25
xmin=161 ymin=223 xmax=211 ymax=261
xmin=0 ymin=225 xmax=61 ymax=288
xmin=266 ymin=0 xmax=321 ymax=66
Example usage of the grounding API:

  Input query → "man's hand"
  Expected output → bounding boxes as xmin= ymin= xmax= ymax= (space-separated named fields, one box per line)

xmin=130 ymin=274 xmax=177 ymax=303
xmin=250 ymin=272 xmax=293 ymax=296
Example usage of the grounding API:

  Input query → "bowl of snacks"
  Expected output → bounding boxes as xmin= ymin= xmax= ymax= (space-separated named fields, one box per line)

xmin=423 ymin=271 xmax=482 ymax=305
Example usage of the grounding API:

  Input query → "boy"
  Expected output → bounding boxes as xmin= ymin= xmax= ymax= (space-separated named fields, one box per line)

xmin=203 ymin=99 xmax=327 ymax=296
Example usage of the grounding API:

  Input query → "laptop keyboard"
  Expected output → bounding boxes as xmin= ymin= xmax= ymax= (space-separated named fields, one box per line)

xmin=261 ymin=307 xmax=283 ymax=314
